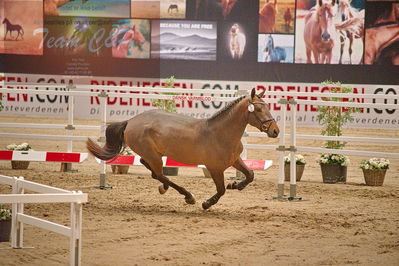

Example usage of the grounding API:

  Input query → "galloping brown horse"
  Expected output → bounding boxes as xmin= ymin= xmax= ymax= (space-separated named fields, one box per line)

xmin=87 ymin=88 xmax=279 ymax=210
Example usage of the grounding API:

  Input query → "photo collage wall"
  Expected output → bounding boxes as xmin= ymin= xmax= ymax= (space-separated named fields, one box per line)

xmin=0 ymin=0 xmax=398 ymax=83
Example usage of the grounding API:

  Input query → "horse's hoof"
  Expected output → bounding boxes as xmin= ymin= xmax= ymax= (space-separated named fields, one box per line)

xmin=158 ymin=184 xmax=167 ymax=194
xmin=202 ymin=201 xmax=211 ymax=210
xmin=226 ymin=181 xmax=237 ymax=190
xmin=185 ymin=195 xmax=196 ymax=205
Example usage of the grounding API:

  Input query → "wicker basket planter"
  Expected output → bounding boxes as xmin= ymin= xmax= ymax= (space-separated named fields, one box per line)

xmin=320 ymin=163 xmax=347 ymax=183
xmin=362 ymin=169 xmax=387 ymax=186
xmin=111 ymin=165 xmax=130 ymax=174
xmin=284 ymin=164 xmax=305 ymax=182
xmin=0 ymin=220 xmax=11 ymax=242
xmin=11 ymin=161 xmax=30 ymax=170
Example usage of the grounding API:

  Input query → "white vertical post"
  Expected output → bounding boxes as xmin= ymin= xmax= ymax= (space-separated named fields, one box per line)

xmin=277 ymin=103 xmax=287 ymax=198
xmin=67 ymin=84 xmax=75 ymax=153
xmin=11 ymin=177 xmax=18 ymax=248
xmin=70 ymin=195 xmax=77 ymax=266
xmin=289 ymin=103 xmax=297 ymax=198
xmin=16 ymin=176 xmax=24 ymax=248
xmin=99 ymin=94 xmax=107 ymax=188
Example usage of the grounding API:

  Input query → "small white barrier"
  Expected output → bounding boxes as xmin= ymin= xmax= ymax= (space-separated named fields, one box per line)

xmin=0 ymin=174 xmax=88 ymax=266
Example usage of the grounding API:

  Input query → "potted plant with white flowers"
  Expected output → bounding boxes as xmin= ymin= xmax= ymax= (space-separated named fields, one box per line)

xmin=360 ymin=158 xmax=390 ymax=186
xmin=111 ymin=146 xmax=134 ymax=174
xmin=6 ymin=142 xmax=33 ymax=169
xmin=284 ymin=154 xmax=306 ymax=182
xmin=0 ymin=205 xmax=12 ymax=242
xmin=318 ymin=153 xmax=350 ymax=183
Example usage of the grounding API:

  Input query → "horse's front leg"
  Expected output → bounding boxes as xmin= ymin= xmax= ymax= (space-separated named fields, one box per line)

xmin=227 ymin=157 xmax=254 ymax=191
xmin=202 ymin=168 xmax=225 ymax=210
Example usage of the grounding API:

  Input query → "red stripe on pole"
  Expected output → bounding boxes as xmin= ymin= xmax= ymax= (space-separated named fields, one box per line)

xmin=106 ymin=155 xmax=135 ymax=165
xmin=165 ymin=158 xmax=198 ymax=167
xmin=46 ymin=152 xmax=81 ymax=162
xmin=0 ymin=150 xmax=13 ymax=160
xmin=242 ymin=160 xmax=266 ymax=170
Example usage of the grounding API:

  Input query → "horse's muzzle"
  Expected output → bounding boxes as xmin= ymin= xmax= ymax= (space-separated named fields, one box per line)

xmin=262 ymin=121 xmax=279 ymax=138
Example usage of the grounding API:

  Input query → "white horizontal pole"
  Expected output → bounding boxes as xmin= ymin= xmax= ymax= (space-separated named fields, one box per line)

xmin=19 ymin=179 xmax=71 ymax=194
xmin=0 ymin=175 xmax=15 ymax=186
xmin=0 ymin=193 xmax=88 ymax=204
xmin=0 ymin=123 xmax=100 ymax=130
xmin=297 ymin=146 xmax=399 ymax=158
xmin=17 ymin=213 xmax=71 ymax=237
xmin=0 ymin=88 xmax=238 ymax=102
xmin=0 ymin=133 xmax=96 ymax=141
xmin=245 ymin=132 xmax=399 ymax=144
xmin=296 ymin=99 xmax=399 ymax=109
xmin=265 ymin=91 xmax=399 ymax=100
xmin=243 ymin=144 xmax=277 ymax=150
xmin=3 ymin=83 xmax=399 ymax=100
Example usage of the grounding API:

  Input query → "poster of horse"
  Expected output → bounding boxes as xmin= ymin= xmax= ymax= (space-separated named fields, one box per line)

xmin=111 ymin=19 xmax=151 ymax=59
xmin=259 ymin=0 xmax=296 ymax=34
xmin=187 ymin=0 xmax=256 ymax=21
xmin=258 ymin=34 xmax=294 ymax=63
xmin=295 ymin=0 xmax=364 ymax=64
xmin=158 ymin=0 xmax=186 ymax=19
xmin=0 ymin=0 xmax=43 ymax=55
xmin=218 ymin=21 xmax=257 ymax=61
xmin=44 ymin=0 xmax=130 ymax=18
xmin=364 ymin=2 xmax=399 ymax=65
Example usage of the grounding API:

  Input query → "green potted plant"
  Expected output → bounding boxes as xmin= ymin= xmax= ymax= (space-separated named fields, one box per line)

xmin=0 ymin=205 xmax=12 ymax=242
xmin=284 ymin=154 xmax=306 ymax=182
xmin=111 ymin=146 xmax=134 ymax=174
xmin=6 ymin=142 xmax=33 ymax=169
xmin=360 ymin=158 xmax=390 ymax=186
xmin=316 ymin=81 xmax=358 ymax=183
xmin=152 ymin=76 xmax=179 ymax=176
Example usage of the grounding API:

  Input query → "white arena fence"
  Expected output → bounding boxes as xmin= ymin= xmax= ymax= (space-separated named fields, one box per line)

xmin=0 ymin=82 xmax=398 ymax=198
xmin=0 ymin=174 xmax=88 ymax=266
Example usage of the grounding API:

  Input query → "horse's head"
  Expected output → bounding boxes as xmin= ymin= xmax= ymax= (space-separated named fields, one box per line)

xmin=338 ymin=0 xmax=352 ymax=21
xmin=132 ymin=26 xmax=146 ymax=45
xmin=2 ymin=18 xmax=8 ymax=24
xmin=247 ymin=88 xmax=279 ymax=138
xmin=317 ymin=0 xmax=336 ymax=42
xmin=265 ymin=34 xmax=274 ymax=53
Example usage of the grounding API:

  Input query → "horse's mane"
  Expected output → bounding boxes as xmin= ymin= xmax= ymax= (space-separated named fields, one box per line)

xmin=207 ymin=96 xmax=246 ymax=123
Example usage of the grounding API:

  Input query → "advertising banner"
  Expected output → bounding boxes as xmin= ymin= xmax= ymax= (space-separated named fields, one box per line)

xmin=1 ymin=73 xmax=398 ymax=129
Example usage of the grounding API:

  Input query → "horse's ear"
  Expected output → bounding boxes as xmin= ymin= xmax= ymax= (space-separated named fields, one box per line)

xmin=258 ymin=89 xmax=265 ymax=98
xmin=250 ymin=88 xmax=256 ymax=99
xmin=318 ymin=0 xmax=323 ymax=6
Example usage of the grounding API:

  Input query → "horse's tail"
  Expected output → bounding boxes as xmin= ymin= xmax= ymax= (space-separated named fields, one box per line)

xmin=86 ymin=120 xmax=128 ymax=160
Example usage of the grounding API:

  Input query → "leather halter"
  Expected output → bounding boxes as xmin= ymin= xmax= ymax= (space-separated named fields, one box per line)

xmin=248 ymin=101 xmax=275 ymax=132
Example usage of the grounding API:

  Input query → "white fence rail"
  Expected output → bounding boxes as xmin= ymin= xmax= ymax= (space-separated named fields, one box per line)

xmin=0 ymin=174 xmax=88 ymax=266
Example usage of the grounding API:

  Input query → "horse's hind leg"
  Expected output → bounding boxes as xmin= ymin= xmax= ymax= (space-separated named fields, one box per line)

xmin=140 ymin=158 xmax=169 ymax=194
xmin=142 ymin=155 xmax=195 ymax=205
xmin=227 ymin=157 xmax=254 ymax=191
xmin=202 ymin=168 xmax=225 ymax=210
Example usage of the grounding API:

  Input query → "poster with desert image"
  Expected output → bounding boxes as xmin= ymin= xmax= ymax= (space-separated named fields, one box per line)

xmin=160 ymin=0 xmax=186 ymax=19
xmin=131 ymin=0 xmax=160 ymax=18
xmin=0 ymin=0 xmax=43 ymax=55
